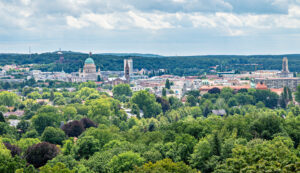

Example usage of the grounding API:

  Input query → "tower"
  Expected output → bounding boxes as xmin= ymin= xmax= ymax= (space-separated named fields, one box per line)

xmin=124 ymin=58 xmax=133 ymax=75
xmin=282 ymin=57 xmax=289 ymax=73
xmin=125 ymin=60 xmax=130 ymax=83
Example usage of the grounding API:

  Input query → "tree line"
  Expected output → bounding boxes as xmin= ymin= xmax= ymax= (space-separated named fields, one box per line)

xmin=1 ymin=53 xmax=300 ymax=76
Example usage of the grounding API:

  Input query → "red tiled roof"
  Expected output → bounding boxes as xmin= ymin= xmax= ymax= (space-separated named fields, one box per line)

xmin=270 ymin=88 xmax=284 ymax=95
xmin=256 ymin=82 xmax=268 ymax=90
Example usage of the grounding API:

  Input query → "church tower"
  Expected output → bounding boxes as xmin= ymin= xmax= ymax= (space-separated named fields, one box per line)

xmin=125 ymin=60 xmax=130 ymax=83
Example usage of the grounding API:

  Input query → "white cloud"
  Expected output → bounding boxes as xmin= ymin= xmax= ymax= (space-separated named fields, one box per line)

xmin=128 ymin=11 xmax=173 ymax=30
xmin=66 ymin=16 xmax=89 ymax=29
xmin=1 ymin=0 xmax=300 ymax=38
xmin=83 ymin=13 xmax=117 ymax=29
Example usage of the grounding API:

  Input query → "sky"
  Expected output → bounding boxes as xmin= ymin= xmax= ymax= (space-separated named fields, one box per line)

xmin=1 ymin=0 xmax=300 ymax=56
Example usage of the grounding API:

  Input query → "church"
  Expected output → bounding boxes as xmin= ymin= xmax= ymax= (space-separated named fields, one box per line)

xmin=74 ymin=53 xmax=101 ymax=82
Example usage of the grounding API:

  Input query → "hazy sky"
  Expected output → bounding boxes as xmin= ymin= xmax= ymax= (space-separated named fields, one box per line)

xmin=1 ymin=0 xmax=300 ymax=55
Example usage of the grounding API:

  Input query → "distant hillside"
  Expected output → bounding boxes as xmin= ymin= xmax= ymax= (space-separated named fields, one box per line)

xmin=99 ymin=53 xmax=163 ymax=58
xmin=0 ymin=52 xmax=300 ymax=76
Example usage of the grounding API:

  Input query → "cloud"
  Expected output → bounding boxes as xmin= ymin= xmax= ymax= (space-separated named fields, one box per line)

xmin=1 ymin=0 xmax=300 ymax=54
xmin=66 ymin=16 xmax=89 ymax=29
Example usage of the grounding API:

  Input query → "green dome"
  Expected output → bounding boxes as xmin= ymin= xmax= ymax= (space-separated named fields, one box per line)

xmin=85 ymin=58 xmax=95 ymax=64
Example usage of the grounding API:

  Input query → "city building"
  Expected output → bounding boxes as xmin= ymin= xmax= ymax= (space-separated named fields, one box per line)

xmin=78 ymin=52 xmax=101 ymax=82
xmin=254 ymin=78 xmax=300 ymax=91
xmin=256 ymin=82 xmax=268 ymax=90
xmin=278 ymin=57 xmax=293 ymax=77
xmin=124 ymin=58 xmax=133 ymax=75
xmin=104 ymin=59 xmax=132 ymax=85
xmin=124 ymin=60 xmax=130 ymax=83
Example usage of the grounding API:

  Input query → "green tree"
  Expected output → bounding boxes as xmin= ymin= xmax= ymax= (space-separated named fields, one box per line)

xmin=220 ymin=87 xmax=234 ymax=101
xmin=235 ymin=93 xmax=253 ymax=105
xmin=228 ymin=97 xmax=238 ymax=107
xmin=108 ymin=151 xmax=145 ymax=173
xmin=31 ymin=112 xmax=61 ymax=134
xmin=22 ymin=129 xmax=39 ymax=138
xmin=41 ymin=127 xmax=65 ymax=145
xmin=131 ymin=158 xmax=198 ymax=173
xmin=83 ymin=151 xmax=114 ymax=173
xmin=0 ymin=91 xmax=20 ymax=106
xmin=162 ymin=87 xmax=167 ymax=97
xmin=190 ymin=137 xmax=213 ymax=170
xmin=253 ymin=89 xmax=279 ymax=108
xmin=42 ymin=92 xmax=51 ymax=99
xmin=131 ymin=103 xmax=140 ymax=117
xmin=73 ymin=136 xmax=100 ymax=160
xmin=53 ymin=97 xmax=66 ymax=105
xmin=16 ymin=120 xmax=30 ymax=133
xmin=186 ymin=95 xmax=197 ymax=107
xmin=78 ymin=81 xmax=97 ymax=89
xmin=76 ymin=87 xmax=99 ymax=100
xmin=250 ymin=113 xmax=283 ymax=140
xmin=201 ymin=99 xmax=213 ymax=117
xmin=284 ymin=115 xmax=300 ymax=147
xmin=27 ymin=92 xmax=42 ymax=100
xmin=39 ymin=162 xmax=75 ymax=173
xmin=0 ymin=122 xmax=17 ymax=136
xmin=63 ymin=106 xmax=77 ymax=120
xmin=0 ymin=112 xmax=5 ymax=122
xmin=50 ymin=91 xmax=55 ymax=101
xmin=296 ymin=85 xmax=300 ymax=103
xmin=168 ymin=96 xmax=183 ymax=109
xmin=112 ymin=84 xmax=132 ymax=97
xmin=131 ymin=90 xmax=162 ymax=118
xmin=97 ymin=75 xmax=101 ymax=82
xmin=165 ymin=79 xmax=171 ymax=89
xmin=215 ymin=137 xmax=299 ymax=173
xmin=16 ymin=138 xmax=41 ymax=151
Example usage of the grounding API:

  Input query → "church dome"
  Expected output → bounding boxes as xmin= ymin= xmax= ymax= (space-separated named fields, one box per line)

xmin=85 ymin=58 xmax=95 ymax=65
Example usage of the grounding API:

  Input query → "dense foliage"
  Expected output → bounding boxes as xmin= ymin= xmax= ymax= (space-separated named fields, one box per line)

xmin=0 ymin=82 xmax=300 ymax=172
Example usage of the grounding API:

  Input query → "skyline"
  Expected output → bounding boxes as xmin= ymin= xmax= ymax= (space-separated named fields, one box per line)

xmin=1 ymin=0 xmax=300 ymax=55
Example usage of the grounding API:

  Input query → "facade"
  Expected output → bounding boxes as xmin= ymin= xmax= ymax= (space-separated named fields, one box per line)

xmin=107 ymin=78 xmax=127 ymax=86
xmin=254 ymin=78 xmax=300 ymax=91
xmin=78 ymin=54 xmax=101 ymax=82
